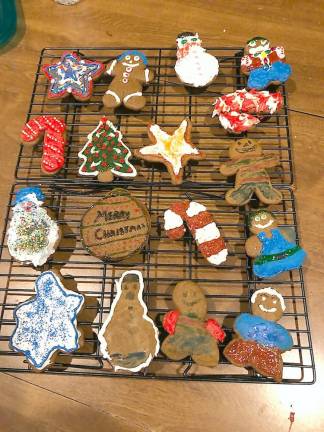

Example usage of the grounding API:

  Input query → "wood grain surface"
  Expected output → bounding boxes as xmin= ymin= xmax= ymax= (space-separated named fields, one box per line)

xmin=1 ymin=1 xmax=324 ymax=431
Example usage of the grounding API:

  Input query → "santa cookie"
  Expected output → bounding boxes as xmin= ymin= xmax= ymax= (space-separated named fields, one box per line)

xmin=78 ymin=117 xmax=137 ymax=182
xmin=98 ymin=270 xmax=159 ymax=372
xmin=162 ymin=281 xmax=225 ymax=367
xmin=220 ymin=138 xmax=283 ymax=206
xmin=224 ymin=287 xmax=293 ymax=382
xmin=245 ymin=209 xmax=306 ymax=278
xmin=42 ymin=51 xmax=104 ymax=101
xmin=212 ymin=89 xmax=283 ymax=134
xmin=103 ymin=50 xmax=154 ymax=111
xmin=164 ymin=199 xmax=228 ymax=265
xmin=7 ymin=187 xmax=61 ymax=267
xmin=10 ymin=271 xmax=84 ymax=371
xmin=134 ymin=118 xmax=205 ymax=185
xmin=175 ymin=32 xmax=219 ymax=87
xmin=241 ymin=37 xmax=292 ymax=90
xmin=21 ymin=115 xmax=66 ymax=175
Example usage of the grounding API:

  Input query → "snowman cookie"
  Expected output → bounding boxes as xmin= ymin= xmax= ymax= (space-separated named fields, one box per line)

xmin=245 ymin=209 xmax=306 ymax=279
xmin=10 ymin=271 xmax=84 ymax=371
xmin=224 ymin=287 xmax=293 ymax=382
xmin=103 ymin=50 xmax=154 ymax=111
xmin=175 ymin=32 xmax=219 ymax=88
xmin=98 ymin=270 xmax=159 ymax=372
xmin=7 ymin=187 xmax=61 ymax=267
xmin=162 ymin=281 xmax=225 ymax=367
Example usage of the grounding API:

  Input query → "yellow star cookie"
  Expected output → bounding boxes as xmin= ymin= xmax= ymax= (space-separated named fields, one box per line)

xmin=134 ymin=118 xmax=205 ymax=184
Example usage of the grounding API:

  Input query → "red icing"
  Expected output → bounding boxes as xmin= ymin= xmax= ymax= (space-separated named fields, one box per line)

xmin=170 ymin=200 xmax=190 ymax=219
xmin=186 ymin=211 xmax=214 ymax=231
xmin=166 ymin=226 xmax=185 ymax=240
xmin=205 ymin=319 xmax=226 ymax=342
xmin=241 ymin=48 xmax=285 ymax=73
xmin=163 ymin=310 xmax=180 ymax=334
xmin=198 ymin=237 xmax=227 ymax=258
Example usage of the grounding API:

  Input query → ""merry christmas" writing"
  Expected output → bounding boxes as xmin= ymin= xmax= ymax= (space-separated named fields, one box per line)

xmin=94 ymin=223 xmax=146 ymax=241
xmin=94 ymin=209 xmax=130 ymax=223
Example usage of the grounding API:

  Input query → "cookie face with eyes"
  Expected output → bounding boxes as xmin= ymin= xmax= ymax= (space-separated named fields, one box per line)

xmin=245 ymin=37 xmax=270 ymax=56
xmin=248 ymin=210 xmax=277 ymax=234
xmin=229 ymin=138 xmax=262 ymax=159
xmin=173 ymin=281 xmax=207 ymax=320
xmin=251 ymin=287 xmax=285 ymax=321
xmin=176 ymin=32 xmax=201 ymax=49
xmin=120 ymin=53 xmax=145 ymax=71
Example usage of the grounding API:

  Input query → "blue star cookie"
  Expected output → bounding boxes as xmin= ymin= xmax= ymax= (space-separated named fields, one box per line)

xmin=10 ymin=271 xmax=84 ymax=370
xmin=42 ymin=51 xmax=104 ymax=100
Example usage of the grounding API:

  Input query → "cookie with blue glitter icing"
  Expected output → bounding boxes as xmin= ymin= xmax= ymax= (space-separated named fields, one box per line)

xmin=42 ymin=51 xmax=104 ymax=101
xmin=103 ymin=50 xmax=154 ymax=111
xmin=10 ymin=271 xmax=84 ymax=370
xmin=245 ymin=209 xmax=306 ymax=278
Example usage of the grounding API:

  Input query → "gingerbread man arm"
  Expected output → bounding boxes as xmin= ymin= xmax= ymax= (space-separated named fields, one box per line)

xmin=245 ymin=235 xmax=262 ymax=257
xmin=274 ymin=46 xmax=286 ymax=60
xmin=132 ymin=67 xmax=154 ymax=84
xmin=219 ymin=160 xmax=243 ymax=176
xmin=205 ymin=319 xmax=226 ymax=342
xmin=258 ymin=154 xmax=281 ymax=169
xmin=106 ymin=60 xmax=122 ymax=77
xmin=241 ymin=54 xmax=253 ymax=73
xmin=162 ymin=310 xmax=180 ymax=335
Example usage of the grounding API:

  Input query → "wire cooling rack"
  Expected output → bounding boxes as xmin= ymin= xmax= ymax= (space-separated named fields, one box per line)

xmin=0 ymin=47 xmax=315 ymax=383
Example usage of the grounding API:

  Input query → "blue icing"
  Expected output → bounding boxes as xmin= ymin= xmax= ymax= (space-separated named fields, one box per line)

xmin=117 ymin=50 xmax=148 ymax=65
xmin=253 ymin=228 xmax=306 ymax=278
xmin=247 ymin=61 xmax=292 ymax=90
xmin=44 ymin=52 xmax=102 ymax=97
xmin=14 ymin=186 xmax=44 ymax=205
xmin=10 ymin=271 xmax=84 ymax=369
xmin=235 ymin=313 xmax=293 ymax=351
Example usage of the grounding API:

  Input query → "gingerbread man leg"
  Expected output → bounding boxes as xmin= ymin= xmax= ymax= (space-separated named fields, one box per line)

xmin=192 ymin=337 xmax=219 ymax=367
xmin=255 ymin=182 xmax=283 ymax=204
xmin=225 ymin=184 xmax=254 ymax=206
xmin=123 ymin=92 xmax=146 ymax=111
xmin=103 ymin=90 xmax=121 ymax=109
xmin=161 ymin=335 xmax=192 ymax=361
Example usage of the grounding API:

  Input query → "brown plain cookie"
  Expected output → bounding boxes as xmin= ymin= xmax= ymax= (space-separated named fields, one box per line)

xmin=80 ymin=188 xmax=150 ymax=261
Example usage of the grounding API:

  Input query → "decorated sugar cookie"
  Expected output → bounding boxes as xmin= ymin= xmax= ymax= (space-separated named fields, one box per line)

xmin=220 ymin=138 xmax=283 ymax=206
xmin=241 ymin=37 xmax=292 ymax=90
xmin=164 ymin=200 xmax=228 ymax=265
xmin=212 ymin=89 xmax=283 ymax=134
xmin=80 ymin=188 xmax=150 ymax=261
xmin=224 ymin=287 xmax=293 ymax=382
xmin=21 ymin=115 xmax=66 ymax=175
xmin=98 ymin=270 xmax=159 ymax=372
xmin=7 ymin=187 xmax=60 ymax=267
xmin=103 ymin=50 xmax=154 ymax=111
xmin=245 ymin=209 xmax=306 ymax=278
xmin=10 ymin=271 xmax=84 ymax=370
xmin=175 ymin=32 xmax=219 ymax=87
xmin=162 ymin=281 xmax=225 ymax=367
xmin=78 ymin=117 xmax=137 ymax=182
xmin=134 ymin=118 xmax=205 ymax=185
xmin=42 ymin=52 xmax=104 ymax=101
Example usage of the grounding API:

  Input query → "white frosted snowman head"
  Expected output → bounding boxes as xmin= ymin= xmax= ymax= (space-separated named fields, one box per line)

xmin=176 ymin=32 xmax=201 ymax=49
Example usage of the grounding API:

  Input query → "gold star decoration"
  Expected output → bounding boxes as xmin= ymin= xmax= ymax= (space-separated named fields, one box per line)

xmin=134 ymin=118 xmax=205 ymax=184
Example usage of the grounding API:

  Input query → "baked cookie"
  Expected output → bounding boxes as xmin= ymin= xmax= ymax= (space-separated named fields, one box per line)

xmin=80 ymin=188 xmax=150 ymax=261
xmin=78 ymin=116 xmax=137 ymax=182
xmin=220 ymin=138 xmax=282 ymax=206
xmin=175 ymin=32 xmax=219 ymax=87
xmin=134 ymin=118 xmax=205 ymax=185
xmin=245 ymin=209 xmax=306 ymax=278
xmin=164 ymin=200 xmax=228 ymax=265
xmin=21 ymin=115 xmax=66 ymax=175
xmin=10 ymin=271 xmax=84 ymax=371
xmin=224 ymin=287 xmax=293 ymax=382
xmin=98 ymin=270 xmax=159 ymax=372
xmin=7 ymin=187 xmax=60 ymax=267
xmin=161 ymin=281 xmax=225 ymax=367
xmin=103 ymin=50 xmax=154 ymax=111
xmin=212 ymin=89 xmax=283 ymax=134
xmin=241 ymin=36 xmax=292 ymax=90
xmin=42 ymin=51 xmax=104 ymax=101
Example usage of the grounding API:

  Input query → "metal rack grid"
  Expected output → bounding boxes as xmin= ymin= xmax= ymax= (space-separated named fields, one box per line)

xmin=0 ymin=47 xmax=315 ymax=383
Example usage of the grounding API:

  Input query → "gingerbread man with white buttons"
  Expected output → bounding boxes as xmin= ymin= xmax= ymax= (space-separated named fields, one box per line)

xmin=103 ymin=50 xmax=154 ymax=111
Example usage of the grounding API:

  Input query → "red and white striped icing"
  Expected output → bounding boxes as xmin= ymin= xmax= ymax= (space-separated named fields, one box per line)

xmin=164 ymin=200 xmax=228 ymax=265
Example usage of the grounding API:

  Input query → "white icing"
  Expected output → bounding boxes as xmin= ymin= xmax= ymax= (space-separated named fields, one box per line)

xmin=175 ymin=48 xmax=219 ymax=87
xmin=106 ymin=59 xmax=117 ymax=75
xmin=122 ymin=62 xmax=139 ymax=68
xmin=123 ymin=92 xmax=143 ymax=103
xmin=195 ymin=222 xmax=220 ymax=244
xmin=251 ymin=287 xmax=286 ymax=311
xmin=105 ymin=90 xmax=121 ymax=104
xmin=145 ymin=68 xmax=150 ymax=83
xmin=207 ymin=248 xmax=228 ymax=265
xmin=98 ymin=270 xmax=160 ymax=372
xmin=186 ymin=201 xmax=206 ymax=217
xmin=254 ymin=219 xmax=273 ymax=229
xmin=259 ymin=304 xmax=277 ymax=313
xmin=164 ymin=209 xmax=183 ymax=230
xmin=266 ymin=96 xmax=280 ymax=114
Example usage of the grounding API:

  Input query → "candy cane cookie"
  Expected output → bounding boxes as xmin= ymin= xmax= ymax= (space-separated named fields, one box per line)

xmin=164 ymin=200 xmax=228 ymax=265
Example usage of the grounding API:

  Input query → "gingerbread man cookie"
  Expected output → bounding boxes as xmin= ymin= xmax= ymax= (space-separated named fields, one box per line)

xmin=241 ymin=37 xmax=292 ymax=90
xmin=161 ymin=281 xmax=225 ymax=367
xmin=103 ymin=50 xmax=154 ymax=111
xmin=220 ymin=138 xmax=283 ymax=206
xmin=224 ymin=287 xmax=293 ymax=382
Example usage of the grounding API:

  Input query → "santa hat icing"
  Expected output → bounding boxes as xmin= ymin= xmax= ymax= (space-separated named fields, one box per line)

xmin=14 ymin=186 xmax=45 ymax=205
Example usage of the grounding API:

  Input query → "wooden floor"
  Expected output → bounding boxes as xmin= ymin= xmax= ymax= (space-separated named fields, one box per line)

xmin=1 ymin=1 xmax=324 ymax=431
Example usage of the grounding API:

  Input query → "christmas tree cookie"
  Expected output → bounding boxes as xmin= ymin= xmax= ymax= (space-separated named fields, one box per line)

xmin=7 ymin=187 xmax=61 ymax=267
xmin=78 ymin=117 xmax=137 ymax=182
